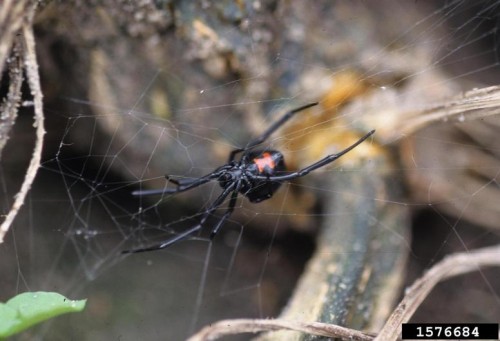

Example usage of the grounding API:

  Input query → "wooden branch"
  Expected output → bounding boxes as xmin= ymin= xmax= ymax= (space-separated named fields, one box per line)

xmin=375 ymin=243 xmax=500 ymax=341
xmin=0 ymin=3 xmax=45 ymax=244
xmin=187 ymin=319 xmax=375 ymax=341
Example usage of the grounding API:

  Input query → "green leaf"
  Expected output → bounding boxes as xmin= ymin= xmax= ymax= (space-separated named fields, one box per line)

xmin=0 ymin=292 xmax=86 ymax=338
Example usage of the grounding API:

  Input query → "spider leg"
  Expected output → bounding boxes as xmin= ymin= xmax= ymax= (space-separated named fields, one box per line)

xmin=165 ymin=176 xmax=197 ymax=187
xmin=228 ymin=102 xmax=318 ymax=162
xmin=257 ymin=129 xmax=375 ymax=182
xmin=132 ymin=172 xmax=220 ymax=196
xmin=209 ymin=187 xmax=238 ymax=239
xmin=122 ymin=183 xmax=236 ymax=253
xmin=121 ymin=224 xmax=202 ymax=254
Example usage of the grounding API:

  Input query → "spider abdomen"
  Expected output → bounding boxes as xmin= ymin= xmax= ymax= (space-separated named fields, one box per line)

xmin=241 ymin=150 xmax=286 ymax=203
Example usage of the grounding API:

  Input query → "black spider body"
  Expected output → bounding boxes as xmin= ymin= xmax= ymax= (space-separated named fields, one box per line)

xmin=219 ymin=150 xmax=286 ymax=203
xmin=124 ymin=102 xmax=375 ymax=253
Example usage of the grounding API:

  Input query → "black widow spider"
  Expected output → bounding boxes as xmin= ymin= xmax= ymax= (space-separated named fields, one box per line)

xmin=123 ymin=102 xmax=375 ymax=253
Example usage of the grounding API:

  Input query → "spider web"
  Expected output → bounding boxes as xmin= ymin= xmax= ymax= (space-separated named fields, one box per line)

xmin=1 ymin=1 xmax=500 ymax=340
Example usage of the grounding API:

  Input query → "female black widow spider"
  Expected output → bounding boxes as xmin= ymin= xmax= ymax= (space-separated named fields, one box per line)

xmin=123 ymin=102 xmax=375 ymax=253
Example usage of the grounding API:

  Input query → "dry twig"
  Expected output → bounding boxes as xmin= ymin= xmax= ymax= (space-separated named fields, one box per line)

xmin=187 ymin=318 xmax=375 ymax=341
xmin=375 ymin=243 xmax=500 ymax=341
xmin=0 ymin=4 xmax=45 ymax=244
xmin=0 ymin=0 xmax=29 ymax=74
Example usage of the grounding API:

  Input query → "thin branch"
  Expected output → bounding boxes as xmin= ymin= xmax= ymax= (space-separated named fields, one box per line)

xmin=375 ymin=243 xmax=500 ymax=341
xmin=0 ymin=0 xmax=29 ymax=78
xmin=399 ymin=85 xmax=500 ymax=134
xmin=0 ymin=9 xmax=45 ymax=244
xmin=186 ymin=318 xmax=375 ymax=341
xmin=0 ymin=36 xmax=24 ymax=154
